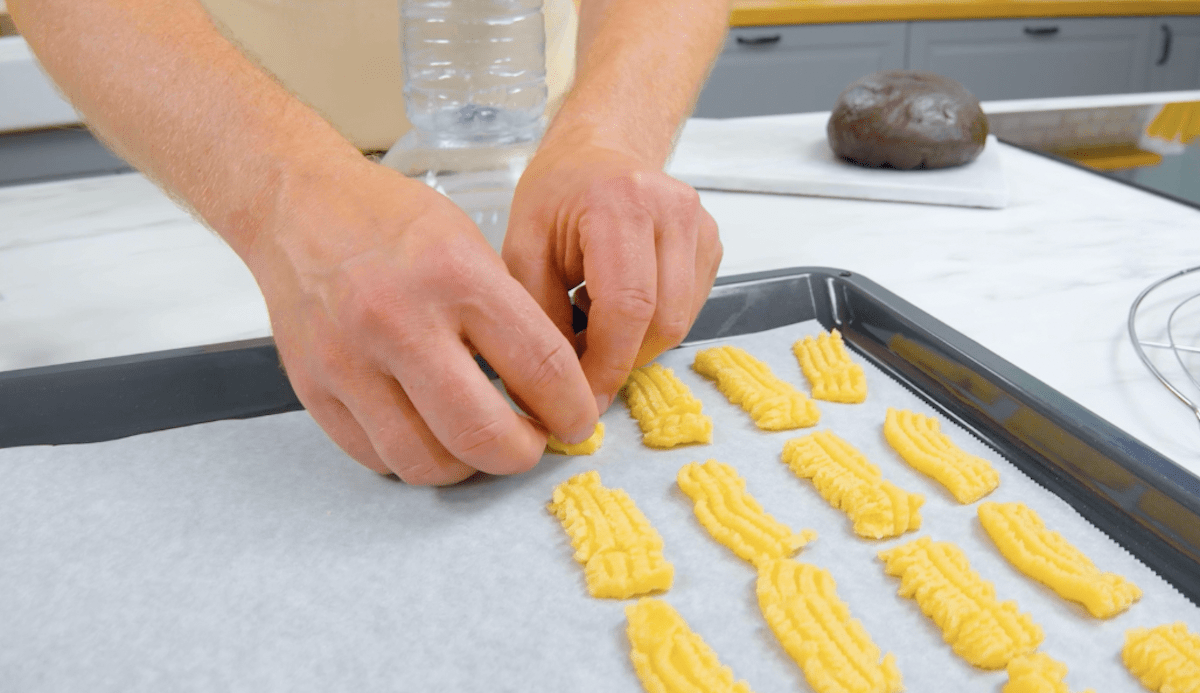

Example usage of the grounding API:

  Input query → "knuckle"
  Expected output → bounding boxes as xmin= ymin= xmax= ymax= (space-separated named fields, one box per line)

xmin=446 ymin=415 xmax=513 ymax=460
xmin=527 ymin=339 xmax=575 ymax=391
xmin=606 ymin=285 xmax=657 ymax=324
xmin=656 ymin=313 xmax=692 ymax=346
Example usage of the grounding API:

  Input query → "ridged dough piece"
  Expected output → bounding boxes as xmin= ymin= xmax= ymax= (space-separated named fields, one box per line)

xmin=793 ymin=329 xmax=867 ymax=403
xmin=878 ymin=536 xmax=1043 ymax=670
xmin=546 ymin=422 xmax=605 ymax=455
xmin=884 ymin=408 xmax=999 ymax=504
xmin=549 ymin=471 xmax=674 ymax=599
xmin=622 ymin=364 xmax=713 ymax=448
xmin=1122 ymin=622 xmax=1200 ymax=693
xmin=1003 ymin=653 xmax=1096 ymax=693
xmin=677 ymin=460 xmax=817 ymax=566
xmin=626 ymin=598 xmax=756 ymax=693
xmin=978 ymin=501 xmax=1141 ymax=618
xmin=782 ymin=431 xmax=923 ymax=539
xmin=693 ymin=346 xmax=820 ymax=431
xmin=757 ymin=559 xmax=904 ymax=693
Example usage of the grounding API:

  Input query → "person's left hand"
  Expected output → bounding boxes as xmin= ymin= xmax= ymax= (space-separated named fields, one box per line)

xmin=502 ymin=135 xmax=722 ymax=416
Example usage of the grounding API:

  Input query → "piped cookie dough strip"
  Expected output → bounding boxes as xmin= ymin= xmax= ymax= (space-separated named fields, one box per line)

xmin=793 ymin=329 xmax=867 ymax=403
xmin=1122 ymin=622 xmax=1200 ymax=693
xmin=782 ymin=431 xmax=923 ymax=539
xmin=549 ymin=471 xmax=673 ymax=599
xmin=757 ymin=559 xmax=903 ymax=693
xmin=883 ymin=408 xmax=999 ymax=504
xmin=677 ymin=460 xmax=816 ymax=567
xmin=693 ymin=346 xmax=820 ymax=431
xmin=878 ymin=536 xmax=1043 ymax=670
xmin=621 ymin=363 xmax=713 ymax=448
xmin=1003 ymin=653 xmax=1096 ymax=693
xmin=626 ymin=598 xmax=757 ymax=693
xmin=978 ymin=501 xmax=1141 ymax=618
xmin=546 ymin=422 xmax=605 ymax=455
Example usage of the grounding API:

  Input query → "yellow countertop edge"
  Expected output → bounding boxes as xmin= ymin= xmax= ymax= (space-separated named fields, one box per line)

xmin=731 ymin=0 xmax=1200 ymax=26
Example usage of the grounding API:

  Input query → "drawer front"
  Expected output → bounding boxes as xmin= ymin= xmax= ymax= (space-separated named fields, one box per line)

xmin=695 ymin=23 xmax=906 ymax=117
xmin=908 ymin=18 xmax=1154 ymax=101
xmin=1148 ymin=16 xmax=1200 ymax=91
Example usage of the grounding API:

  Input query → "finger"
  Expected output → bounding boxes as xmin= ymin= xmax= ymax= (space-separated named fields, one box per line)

xmin=338 ymin=373 xmax=477 ymax=486
xmin=691 ymin=207 xmax=723 ymax=323
xmin=574 ymin=284 xmax=591 ymax=315
xmin=303 ymin=393 xmax=392 ymax=476
xmin=578 ymin=206 xmax=658 ymax=410
xmin=634 ymin=213 xmax=698 ymax=367
xmin=463 ymin=275 xmax=598 ymax=445
xmin=503 ymin=226 xmax=577 ymax=344
xmin=388 ymin=331 xmax=548 ymax=477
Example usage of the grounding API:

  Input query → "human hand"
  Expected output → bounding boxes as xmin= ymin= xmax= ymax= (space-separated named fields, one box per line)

xmin=502 ymin=137 xmax=722 ymax=415
xmin=242 ymin=156 xmax=599 ymax=485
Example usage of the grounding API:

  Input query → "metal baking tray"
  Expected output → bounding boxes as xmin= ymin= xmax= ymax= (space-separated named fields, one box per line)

xmin=4 ymin=266 xmax=1199 ymax=605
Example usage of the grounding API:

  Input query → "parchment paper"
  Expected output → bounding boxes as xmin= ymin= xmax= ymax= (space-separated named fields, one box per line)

xmin=3 ymin=321 xmax=1197 ymax=692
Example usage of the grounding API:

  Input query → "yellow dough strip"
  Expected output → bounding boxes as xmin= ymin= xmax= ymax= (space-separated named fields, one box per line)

xmin=546 ymin=422 xmax=605 ymax=455
xmin=626 ymin=598 xmax=757 ymax=693
xmin=621 ymin=363 xmax=713 ymax=448
xmin=677 ymin=460 xmax=816 ymax=567
xmin=1003 ymin=653 xmax=1095 ymax=693
xmin=1122 ymin=622 xmax=1200 ymax=693
xmin=878 ymin=537 xmax=1043 ymax=670
xmin=549 ymin=471 xmax=674 ymax=599
xmin=693 ymin=346 xmax=820 ymax=431
xmin=782 ymin=431 xmax=923 ymax=539
xmin=793 ymin=329 xmax=867 ymax=404
xmin=757 ymin=559 xmax=903 ymax=693
xmin=978 ymin=501 xmax=1141 ymax=618
xmin=883 ymin=408 xmax=999 ymax=504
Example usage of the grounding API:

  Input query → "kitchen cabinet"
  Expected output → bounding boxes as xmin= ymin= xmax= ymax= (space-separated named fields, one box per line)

xmin=693 ymin=23 xmax=906 ymax=117
xmin=1148 ymin=17 xmax=1200 ymax=91
xmin=907 ymin=18 xmax=1154 ymax=100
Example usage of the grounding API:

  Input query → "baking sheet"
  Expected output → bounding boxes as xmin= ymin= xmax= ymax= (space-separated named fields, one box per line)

xmin=2 ymin=321 xmax=1196 ymax=692
xmin=667 ymin=113 xmax=1010 ymax=209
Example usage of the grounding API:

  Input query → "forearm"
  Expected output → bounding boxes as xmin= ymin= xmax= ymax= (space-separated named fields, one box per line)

xmin=549 ymin=0 xmax=730 ymax=166
xmin=7 ymin=0 xmax=363 ymax=259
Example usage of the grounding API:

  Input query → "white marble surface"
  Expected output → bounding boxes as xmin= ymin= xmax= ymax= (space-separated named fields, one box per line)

xmin=2 ymin=124 xmax=1200 ymax=475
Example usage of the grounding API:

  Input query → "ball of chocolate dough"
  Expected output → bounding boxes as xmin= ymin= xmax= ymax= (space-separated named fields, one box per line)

xmin=827 ymin=70 xmax=988 ymax=170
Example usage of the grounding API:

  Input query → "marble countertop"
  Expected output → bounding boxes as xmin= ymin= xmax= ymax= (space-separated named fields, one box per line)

xmin=3 ymin=117 xmax=1200 ymax=475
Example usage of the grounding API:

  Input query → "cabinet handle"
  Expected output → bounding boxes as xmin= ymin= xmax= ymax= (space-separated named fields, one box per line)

xmin=1023 ymin=26 xmax=1060 ymax=37
xmin=1157 ymin=24 xmax=1173 ymax=66
xmin=736 ymin=34 xmax=782 ymax=46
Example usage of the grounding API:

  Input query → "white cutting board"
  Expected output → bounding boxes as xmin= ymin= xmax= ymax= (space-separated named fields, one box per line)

xmin=668 ymin=112 xmax=1010 ymax=209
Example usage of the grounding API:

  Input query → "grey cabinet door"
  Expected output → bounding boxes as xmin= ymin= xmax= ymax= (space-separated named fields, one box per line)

xmin=1148 ymin=17 xmax=1200 ymax=91
xmin=908 ymin=18 xmax=1154 ymax=100
xmin=693 ymin=23 xmax=906 ymax=117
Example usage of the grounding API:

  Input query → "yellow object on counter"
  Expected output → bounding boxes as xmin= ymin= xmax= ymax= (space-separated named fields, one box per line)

xmin=884 ymin=408 xmax=999 ymax=504
xmin=793 ymin=330 xmax=868 ymax=404
xmin=729 ymin=0 xmax=1200 ymax=27
xmin=1122 ymin=622 xmax=1200 ymax=693
xmin=625 ymin=598 xmax=757 ymax=693
xmin=677 ymin=460 xmax=816 ymax=566
xmin=878 ymin=536 xmax=1043 ymax=670
xmin=545 ymin=422 xmax=605 ymax=455
xmin=978 ymin=501 xmax=1141 ymax=618
xmin=621 ymin=364 xmax=713 ymax=448
xmin=1004 ymin=653 xmax=1095 ymax=693
xmin=1146 ymin=101 xmax=1200 ymax=145
xmin=782 ymin=431 xmax=923 ymax=539
xmin=757 ymin=559 xmax=904 ymax=693
xmin=694 ymin=346 xmax=820 ymax=431
xmin=548 ymin=471 xmax=674 ymax=599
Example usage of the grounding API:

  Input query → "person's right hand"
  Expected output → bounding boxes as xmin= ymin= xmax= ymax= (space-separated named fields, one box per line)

xmin=241 ymin=155 xmax=599 ymax=485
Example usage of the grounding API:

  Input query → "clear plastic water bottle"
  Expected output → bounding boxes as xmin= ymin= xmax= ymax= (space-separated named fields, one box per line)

xmin=381 ymin=0 xmax=547 ymax=252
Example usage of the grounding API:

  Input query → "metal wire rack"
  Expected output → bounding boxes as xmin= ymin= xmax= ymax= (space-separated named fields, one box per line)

xmin=1129 ymin=265 xmax=1200 ymax=429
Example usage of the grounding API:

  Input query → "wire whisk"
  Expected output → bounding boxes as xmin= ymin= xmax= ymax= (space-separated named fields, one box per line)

xmin=1129 ymin=265 xmax=1200 ymax=430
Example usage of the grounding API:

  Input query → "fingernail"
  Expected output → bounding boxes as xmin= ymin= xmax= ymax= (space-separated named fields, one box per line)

xmin=595 ymin=393 xmax=613 ymax=415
